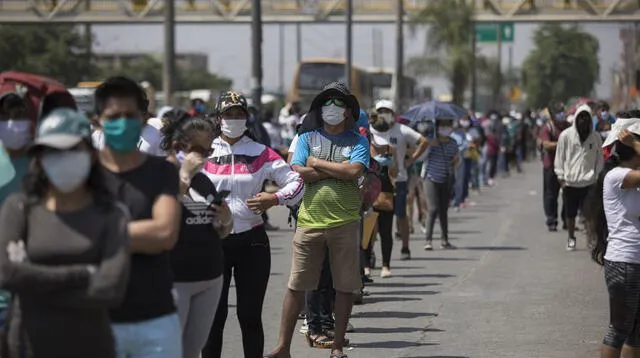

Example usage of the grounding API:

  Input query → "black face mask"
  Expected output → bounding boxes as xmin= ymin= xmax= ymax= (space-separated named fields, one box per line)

xmin=575 ymin=115 xmax=592 ymax=142
xmin=371 ymin=119 xmax=391 ymax=132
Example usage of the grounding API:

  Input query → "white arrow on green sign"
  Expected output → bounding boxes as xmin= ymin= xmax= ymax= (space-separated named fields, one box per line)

xmin=475 ymin=23 xmax=514 ymax=43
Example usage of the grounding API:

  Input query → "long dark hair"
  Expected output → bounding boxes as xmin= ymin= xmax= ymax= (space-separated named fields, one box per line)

xmin=587 ymin=141 xmax=638 ymax=265
xmin=22 ymin=139 xmax=115 ymax=210
xmin=160 ymin=112 xmax=214 ymax=152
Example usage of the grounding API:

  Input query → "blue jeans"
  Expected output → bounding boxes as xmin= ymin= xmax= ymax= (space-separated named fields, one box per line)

xmin=112 ymin=313 xmax=182 ymax=358
xmin=454 ymin=159 xmax=472 ymax=206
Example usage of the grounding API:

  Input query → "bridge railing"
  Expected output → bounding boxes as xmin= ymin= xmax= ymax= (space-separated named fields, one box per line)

xmin=0 ymin=0 xmax=630 ymax=15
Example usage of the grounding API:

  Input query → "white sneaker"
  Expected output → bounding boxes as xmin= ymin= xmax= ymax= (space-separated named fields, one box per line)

xmin=567 ymin=238 xmax=576 ymax=251
xmin=299 ymin=319 xmax=308 ymax=334
xmin=380 ymin=266 xmax=392 ymax=278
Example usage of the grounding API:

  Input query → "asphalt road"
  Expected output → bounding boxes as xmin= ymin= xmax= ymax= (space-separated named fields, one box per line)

xmin=218 ymin=161 xmax=608 ymax=358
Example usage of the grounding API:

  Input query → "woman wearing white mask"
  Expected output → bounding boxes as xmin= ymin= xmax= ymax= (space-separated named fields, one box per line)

xmin=0 ymin=94 xmax=33 ymax=206
xmin=420 ymin=118 xmax=459 ymax=250
xmin=202 ymin=91 xmax=304 ymax=358
xmin=0 ymin=108 xmax=130 ymax=357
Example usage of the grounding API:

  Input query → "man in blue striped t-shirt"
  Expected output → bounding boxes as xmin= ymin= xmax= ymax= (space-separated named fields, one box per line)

xmin=419 ymin=118 xmax=459 ymax=250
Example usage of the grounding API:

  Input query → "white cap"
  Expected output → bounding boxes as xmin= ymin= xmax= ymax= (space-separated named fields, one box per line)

xmin=603 ymin=117 xmax=640 ymax=148
xmin=375 ymin=100 xmax=394 ymax=112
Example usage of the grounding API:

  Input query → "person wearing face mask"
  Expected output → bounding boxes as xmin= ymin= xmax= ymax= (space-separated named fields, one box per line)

xmin=539 ymin=108 xmax=570 ymax=232
xmin=159 ymin=115 xmax=232 ymax=358
xmin=0 ymin=94 xmax=33 ymax=206
xmin=420 ymin=118 xmax=459 ymax=250
xmin=266 ymin=82 xmax=368 ymax=358
xmin=369 ymin=100 xmax=428 ymax=261
xmin=202 ymin=91 xmax=304 ymax=358
xmin=95 ymin=77 xmax=183 ymax=358
xmin=0 ymin=108 xmax=130 ymax=357
xmin=555 ymin=104 xmax=604 ymax=251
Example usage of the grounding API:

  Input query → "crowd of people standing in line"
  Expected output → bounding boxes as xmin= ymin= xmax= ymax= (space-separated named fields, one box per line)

xmin=0 ymin=72 xmax=626 ymax=358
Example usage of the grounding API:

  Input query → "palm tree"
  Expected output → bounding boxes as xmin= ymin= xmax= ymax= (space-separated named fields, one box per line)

xmin=407 ymin=0 xmax=476 ymax=105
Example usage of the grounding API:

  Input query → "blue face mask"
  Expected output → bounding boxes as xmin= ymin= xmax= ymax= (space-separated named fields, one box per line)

xmin=101 ymin=118 xmax=143 ymax=153
xmin=195 ymin=103 xmax=206 ymax=113
xmin=373 ymin=154 xmax=393 ymax=167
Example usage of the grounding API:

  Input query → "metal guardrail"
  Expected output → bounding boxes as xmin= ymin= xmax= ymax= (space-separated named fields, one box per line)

xmin=0 ymin=0 xmax=637 ymax=23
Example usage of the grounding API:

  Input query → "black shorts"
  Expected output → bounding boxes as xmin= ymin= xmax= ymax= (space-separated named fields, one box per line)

xmin=563 ymin=185 xmax=592 ymax=219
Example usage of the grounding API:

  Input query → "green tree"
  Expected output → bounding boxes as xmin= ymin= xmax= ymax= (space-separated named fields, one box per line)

xmin=522 ymin=24 xmax=599 ymax=108
xmin=100 ymin=55 xmax=232 ymax=91
xmin=407 ymin=0 xmax=475 ymax=106
xmin=0 ymin=25 xmax=95 ymax=86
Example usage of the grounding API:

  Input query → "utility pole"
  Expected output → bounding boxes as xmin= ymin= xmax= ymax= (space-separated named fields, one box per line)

xmin=251 ymin=0 xmax=263 ymax=113
xmin=163 ymin=0 xmax=175 ymax=106
xmin=345 ymin=0 xmax=353 ymax=89
xmin=393 ymin=0 xmax=404 ymax=110
xmin=296 ymin=23 xmax=302 ymax=64
xmin=278 ymin=24 xmax=285 ymax=96
xmin=496 ymin=23 xmax=503 ymax=109
xmin=470 ymin=20 xmax=477 ymax=111
xmin=84 ymin=0 xmax=92 ymax=81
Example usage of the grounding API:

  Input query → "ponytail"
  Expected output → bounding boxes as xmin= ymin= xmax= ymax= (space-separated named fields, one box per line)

xmin=586 ymin=156 xmax=618 ymax=265
xmin=160 ymin=110 xmax=213 ymax=152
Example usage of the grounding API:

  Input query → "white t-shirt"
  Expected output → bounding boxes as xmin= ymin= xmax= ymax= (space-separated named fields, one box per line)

xmin=604 ymin=167 xmax=640 ymax=264
xmin=288 ymin=134 xmax=300 ymax=154
xmin=370 ymin=123 xmax=422 ymax=182
xmin=91 ymin=119 xmax=166 ymax=156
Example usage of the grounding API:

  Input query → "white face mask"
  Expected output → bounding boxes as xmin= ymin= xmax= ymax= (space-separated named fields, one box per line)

xmin=438 ymin=127 xmax=453 ymax=137
xmin=460 ymin=120 xmax=471 ymax=128
xmin=322 ymin=104 xmax=345 ymax=126
xmin=0 ymin=119 xmax=32 ymax=150
xmin=601 ymin=130 xmax=611 ymax=139
xmin=41 ymin=150 xmax=91 ymax=193
xmin=221 ymin=119 xmax=247 ymax=138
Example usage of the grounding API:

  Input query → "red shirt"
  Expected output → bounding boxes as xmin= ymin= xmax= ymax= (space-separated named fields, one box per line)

xmin=539 ymin=122 xmax=568 ymax=169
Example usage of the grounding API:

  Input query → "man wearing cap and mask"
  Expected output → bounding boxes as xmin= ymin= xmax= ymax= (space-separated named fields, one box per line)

xmin=540 ymin=107 xmax=570 ymax=232
xmin=267 ymin=82 xmax=369 ymax=358
xmin=370 ymin=100 xmax=428 ymax=260
xmin=555 ymin=104 xmax=603 ymax=251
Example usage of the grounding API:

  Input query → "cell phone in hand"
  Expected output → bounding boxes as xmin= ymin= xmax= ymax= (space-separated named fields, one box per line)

xmin=212 ymin=190 xmax=230 ymax=206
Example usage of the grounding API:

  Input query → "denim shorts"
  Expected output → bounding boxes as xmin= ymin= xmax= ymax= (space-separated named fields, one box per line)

xmin=111 ymin=313 xmax=182 ymax=358
xmin=394 ymin=181 xmax=409 ymax=218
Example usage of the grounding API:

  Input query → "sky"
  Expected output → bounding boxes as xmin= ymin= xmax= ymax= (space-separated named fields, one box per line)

xmin=92 ymin=22 xmax=625 ymax=99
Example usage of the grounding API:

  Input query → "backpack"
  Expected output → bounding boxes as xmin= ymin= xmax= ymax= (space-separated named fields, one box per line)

xmin=0 ymin=72 xmax=77 ymax=127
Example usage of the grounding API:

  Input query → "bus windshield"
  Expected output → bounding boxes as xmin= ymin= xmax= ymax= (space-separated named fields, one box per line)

xmin=298 ymin=62 xmax=347 ymax=90
xmin=369 ymin=72 xmax=392 ymax=88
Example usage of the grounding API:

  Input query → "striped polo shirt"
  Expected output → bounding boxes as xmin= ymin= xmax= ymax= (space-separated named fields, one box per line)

xmin=291 ymin=129 xmax=370 ymax=229
xmin=422 ymin=139 xmax=459 ymax=184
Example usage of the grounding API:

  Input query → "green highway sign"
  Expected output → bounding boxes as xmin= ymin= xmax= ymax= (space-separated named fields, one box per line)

xmin=475 ymin=23 xmax=514 ymax=43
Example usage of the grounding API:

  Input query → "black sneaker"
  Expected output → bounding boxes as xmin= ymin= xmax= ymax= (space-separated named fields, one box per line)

xmin=441 ymin=241 xmax=457 ymax=250
xmin=400 ymin=249 xmax=411 ymax=260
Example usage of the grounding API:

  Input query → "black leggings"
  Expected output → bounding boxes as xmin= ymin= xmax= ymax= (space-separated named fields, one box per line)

xmin=603 ymin=260 xmax=640 ymax=349
xmin=203 ymin=226 xmax=271 ymax=358
xmin=375 ymin=209 xmax=394 ymax=268
xmin=424 ymin=178 xmax=451 ymax=242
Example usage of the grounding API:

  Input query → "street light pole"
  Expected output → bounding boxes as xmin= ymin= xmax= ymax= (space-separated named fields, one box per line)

xmin=163 ymin=0 xmax=175 ymax=106
xmin=393 ymin=0 xmax=404 ymax=110
xmin=251 ymin=0 xmax=263 ymax=113
xmin=345 ymin=0 xmax=353 ymax=89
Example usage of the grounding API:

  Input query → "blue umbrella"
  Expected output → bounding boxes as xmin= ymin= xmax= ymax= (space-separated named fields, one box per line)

xmin=400 ymin=101 xmax=469 ymax=125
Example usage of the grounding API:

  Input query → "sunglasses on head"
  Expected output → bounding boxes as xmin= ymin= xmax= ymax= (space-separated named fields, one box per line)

xmin=323 ymin=98 xmax=346 ymax=108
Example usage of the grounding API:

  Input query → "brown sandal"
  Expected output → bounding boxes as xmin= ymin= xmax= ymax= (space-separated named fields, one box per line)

xmin=304 ymin=332 xmax=334 ymax=349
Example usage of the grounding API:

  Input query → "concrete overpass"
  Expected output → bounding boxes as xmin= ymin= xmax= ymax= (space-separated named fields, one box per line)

xmin=0 ymin=0 xmax=638 ymax=24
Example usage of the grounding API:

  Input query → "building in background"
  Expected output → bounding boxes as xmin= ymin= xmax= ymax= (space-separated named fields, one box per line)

xmin=613 ymin=25 xmax=640 ymax=110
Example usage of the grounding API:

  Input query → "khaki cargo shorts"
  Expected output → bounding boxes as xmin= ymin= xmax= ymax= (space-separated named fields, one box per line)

xmin=287 ymin=220 xmax=361 ymax=293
